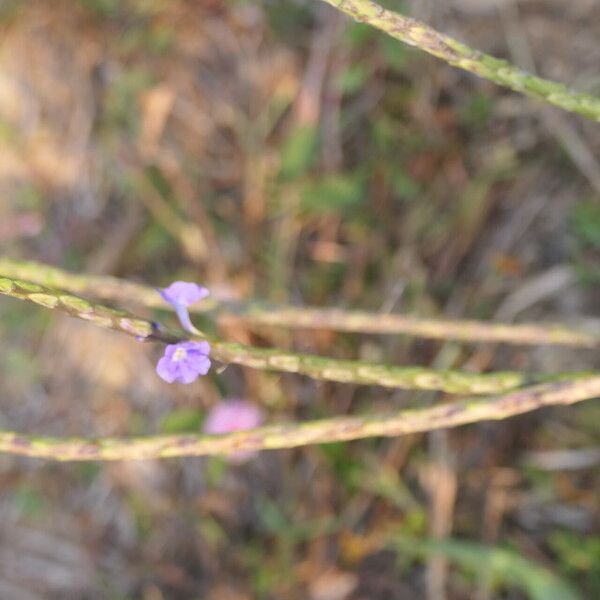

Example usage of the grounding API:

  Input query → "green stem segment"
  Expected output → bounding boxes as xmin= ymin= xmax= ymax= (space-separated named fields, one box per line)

xmin=239 ymin=308 xmax=596 ymax=347
xmin=2 ymin=377 xmax=599 ymax=461
xmin=318 ymin=0 xmax=600 ymax=121
xmin=0 ymin=259 xmax=596 ymax=347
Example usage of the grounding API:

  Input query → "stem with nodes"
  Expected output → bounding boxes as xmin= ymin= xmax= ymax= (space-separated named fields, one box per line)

xmin=1 ymin=377 xmax=599 ymax=461
xmin=318 ymin=0 xmax=600 ymax=121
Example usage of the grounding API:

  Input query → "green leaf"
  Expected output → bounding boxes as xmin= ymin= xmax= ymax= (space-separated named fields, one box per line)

xmin=379 ymin=34 xmax=408 ymax=71
xmin=159 ymin=408 xmax=204 ymax=434
xmin=279 ymin=125 xmax=319 ymax=180
xmin=392 ymin=536 xmax=582 ymax=600
xmin=390 ymin=168 xmax=419 ymax=199
xmin=344 ymin=22 xmax=374 ymax=48
xmin=301 ymin=172 xmax=365 ymax=213
xmin=571 ymin=200 xmax=600 ymax=248
xmin=77 ymin=0 xmax=120 ymax=17
xmin=550 ymin=531 xmax=600 ymax=570
xmin=11 ymin=485 xmax=47 ymax=518
xmin=336 ymin=64 xmax=369 ymax=95
xmin=132 ymin=221 xmax=172 ymax=260
xmin=459 ymin=92 xmax=494 ymax=129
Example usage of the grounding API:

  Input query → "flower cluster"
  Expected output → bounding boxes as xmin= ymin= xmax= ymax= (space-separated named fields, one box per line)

xmin=203 ymin=400 xmax=264 ymax=462
xmin=156 ymin=281 xmax=211 ymax=384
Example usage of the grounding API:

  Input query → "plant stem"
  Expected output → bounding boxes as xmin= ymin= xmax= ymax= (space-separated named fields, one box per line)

xmin=1 ymin=377 xmax=599 ymax=461
xmin=0 ymin=259 xmax=596 ymax=347
xmin=236 ymin=308 xmax=596 ymax=347
xmin=318 ymin=0 xmax=600 ymax=121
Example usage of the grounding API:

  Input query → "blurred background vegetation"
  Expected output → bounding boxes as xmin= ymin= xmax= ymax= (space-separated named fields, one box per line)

xmin=0 ymin=0 xmax=599 ymax=598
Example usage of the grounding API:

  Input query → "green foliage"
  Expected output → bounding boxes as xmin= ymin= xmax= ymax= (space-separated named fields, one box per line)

xmin=568 ymin=199 xmax=600 ymax=284
xmin=131 ymin=221 xmax=172 ymax=261
xmin=392 ymin=536 xmax=582 ymax=600
xmin=351 ymin=465 xmax=422 ymax=515
xmin=574 ymin=260 xmax=600 ymax=285
xmin=15 ymin=183 xmax=44 ymax=210
xmin=77 ymin=0 xmax=120 ymax=17
xmin=336 ymin=64 xmax=369 ymax=95
xmin=378 ymin=34 xmax=409 ymax=71
xmin=344 ymin=22 xmax=375 ymax=48
xmin=159 ymin=408 xmax=204 ymax=434
xmin=279 ymin=125 xmax=319 ymax=180
xmin=300 ymin=261 xmax=347 ymax=300
xmin=570 ymin=200 xmax=600 ymax=248
xmin=390 ymin=168 xmax=419 ymax=200
xmin=301 ymin=172 xmax=365 ymax=213
xmin=104 ymin=69 xmax=155 ymax=133
xmin=76 ymin=463 xmax=102 ymax=486
xmin=204 ymin=456 xmax=228 ymax=486
xmin=0 ymin=0 xmax=22 ymax=21
xmin=0 ymin=117 xmax=17 ymax=142
xmin=378 ymin=0 xmax=410 ymax=10
xmin=258 ymin=496 xmax=341 ymax=543
xmin=459 ymin=92 xmax=494 ymax=129
xmin=318 ymin=442 xmax=364 ymax=489
xmin=119 ymin=23 xmax=174 ymax=54
xmin=370 ymin=118 xmax=399 ymax=158
xmin=10 ymin=484 xmax=48 ymax=519
xmin=197 ymin=515 xmax=228 ymax=548
xmin=265 ymin=0 xmax=313 ymax=45
xmin=549 ymin=532 xmax=600 ymax=595
xmin=0 ymin=301 xmax=49 ymax=341
xmin=78 ymin=0 xmax=168 ymax=18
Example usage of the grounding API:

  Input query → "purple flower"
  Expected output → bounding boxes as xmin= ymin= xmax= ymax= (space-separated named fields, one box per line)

xmin=158 ymin=281 xmax=209 ymax=334
xmin=156 ymin=341 xmax=211 ymax=384
xmin=203 ymin=400 xmax=264 ymax=462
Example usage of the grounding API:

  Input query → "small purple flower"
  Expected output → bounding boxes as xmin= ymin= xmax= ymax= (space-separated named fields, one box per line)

xmin=158 ymin=281 xmax=209 ymax=334
xmin=203 ymin=400 xmax=264 ymax=462
xmin=156 ymin=341 xmax=211 ymax=384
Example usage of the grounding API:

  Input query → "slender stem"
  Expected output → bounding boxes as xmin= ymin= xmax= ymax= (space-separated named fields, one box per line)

xmin=237 ymin=309 xmax=597 ymax=347
xmin=208 ymin=342 xmax=544 ymax=394
xmin=0 ymin=259 xmax=596 ymax=347
xmin=1 ymin=377 xmax=599 ymax=461
xmin=317 ymin=0 xmax=600 ymax=122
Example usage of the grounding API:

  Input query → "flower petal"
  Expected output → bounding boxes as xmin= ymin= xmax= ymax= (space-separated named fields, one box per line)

xmin=156 ymin=356 xmax=177 ymax=383
xmin=159 ymin=281 xmax=209 ymax=307
xmin=163 ymin=344 xmax=180 ymax=360
xmin=204 ymin=400 xmax=263 ymax=434
xmin=178 ymin=363 xmax=201 ymax=384
xmin=194 ymin=355 xmax=211 ymax=376
xmin=174 ymin=304 xmax=198 ymax=334
xmin=185 ymin=340 xmax=211 ymax=355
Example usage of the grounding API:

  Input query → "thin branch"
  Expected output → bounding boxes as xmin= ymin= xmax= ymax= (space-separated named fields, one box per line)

xmin=317 ymin=0 xmax=600 ymax=122
xmin=0 ymin=259 xmax=596 ymax=347
xmin=1 ymin=377 xmax=599 ymax=461
xmin=236 ymin=308 xmax=596 ymax=347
